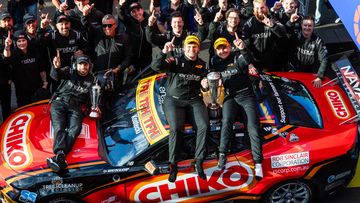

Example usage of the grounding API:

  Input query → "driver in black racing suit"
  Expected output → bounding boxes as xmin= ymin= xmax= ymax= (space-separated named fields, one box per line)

xmin=151 ymin=35 xmax=209 ymax=183
xmin=47 ymin=52 xmax=97 ymax=172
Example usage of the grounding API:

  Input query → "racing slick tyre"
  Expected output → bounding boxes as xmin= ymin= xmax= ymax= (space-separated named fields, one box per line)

xmin=38 ymin=196 xmax=86 ymax=203
xmin=264 ymin=180 xmax=312 ymax=203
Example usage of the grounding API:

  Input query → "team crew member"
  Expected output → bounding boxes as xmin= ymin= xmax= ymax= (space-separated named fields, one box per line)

xmin=208 ymin=37 xmax=263 ymax=179
xmin=118 ymin=2 xmax=153 ymax=75
xmin=47 ymin=53 xmax=96 ymax=172
xmin=55 ymin=0 xmax=104 ymax=39
xmin=146 ymin=11 xmax=207 ymax=58
xmin=208 ymin=8 xmax=244 ymax=59
xmin=3 ymin=30 xmax=48 ymax=107
xmin=82 ymin=14 xmax=132 ymax=89
xmin=151 ymin=35 xmax=209 ymax=183
xmin=0 ymin=11 xmax=13 ymax=122
xmin=39 ymin=14 xmax=88 ymax=92
xmin=288 ymin=15 xmax=328 ymax=88
xmin=242 ymin=0 xmax=287 ymax=71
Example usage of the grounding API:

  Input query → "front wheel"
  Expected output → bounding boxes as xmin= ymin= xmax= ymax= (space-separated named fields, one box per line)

xmin=264 ymin=181 xmax=312 ymax=203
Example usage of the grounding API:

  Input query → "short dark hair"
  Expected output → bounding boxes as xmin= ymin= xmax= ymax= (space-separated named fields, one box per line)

xmin=170 ymin=11 xmax=183 ymax=21
xmin=302 ymin=15 xmax=315 ymax=22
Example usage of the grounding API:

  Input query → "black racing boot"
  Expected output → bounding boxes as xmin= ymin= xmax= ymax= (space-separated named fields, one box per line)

xmin=47 ymin=156 xmax=61 ymax=172
xmin=56 ymin=150 xmax=68 ymax=170
xmin=195 ymin=160 xmax=206 ymax=180
xmin=217 ymin=153 xmax=227 ymax=170
xmin=168 ymin=163 xmax=178 ymax=183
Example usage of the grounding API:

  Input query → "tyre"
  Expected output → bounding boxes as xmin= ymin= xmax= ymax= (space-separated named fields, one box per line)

xmin=37 ymin=196 xmax=86 ymax=203
xmin=264 ymin=181 xmax=312 ymax=203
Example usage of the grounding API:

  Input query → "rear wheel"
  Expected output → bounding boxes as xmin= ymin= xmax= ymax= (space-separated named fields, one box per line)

xmin=264 ymin=181 xmax=312 ymax=203
xmin=38 ymin=196 xmax=86 ymax=203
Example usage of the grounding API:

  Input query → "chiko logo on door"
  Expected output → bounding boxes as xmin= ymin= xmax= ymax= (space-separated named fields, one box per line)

xmin=132 ymin=161 xmax=254 ymax=202
xmin=2 ymin=113 xmax=33 ymax=169
xmin=325 ymin=90 xmax=350 ymax=119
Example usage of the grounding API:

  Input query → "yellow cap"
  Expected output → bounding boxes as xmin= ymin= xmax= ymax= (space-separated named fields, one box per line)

xmin=184 ymin=35 xmax=200 ymax=46
xmin=214 ymin=37 xmax=230 ymax=49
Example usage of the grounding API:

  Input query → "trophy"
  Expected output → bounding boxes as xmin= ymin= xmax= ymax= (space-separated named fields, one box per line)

xmin=207 ymin=72 xmax=221 ymax=120
xmin=89 ymin=83 xmax=102 ymax=118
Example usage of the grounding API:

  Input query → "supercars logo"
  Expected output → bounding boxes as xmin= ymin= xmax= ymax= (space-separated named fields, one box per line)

xmin=132 ymin=161 xmax=255 ymax=202
xmin=325 ymin=90 xmax=350 ymax=119
xmin=2 ymin=113 xmax=33 ymax=169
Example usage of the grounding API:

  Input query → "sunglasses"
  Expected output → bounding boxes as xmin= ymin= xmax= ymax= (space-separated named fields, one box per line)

xmin=102 ymin=24 xmax=114 ymax=28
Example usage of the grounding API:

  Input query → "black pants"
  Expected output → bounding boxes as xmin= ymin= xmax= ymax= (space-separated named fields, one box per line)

xmin=50 ymin=99 xmax=84 ymax=155
xmin=219 ymin=89 xmax=263 ymax=163
xmin=164 ymin=96 xmax=209 ymax=163
xmin=0 ymin=83 xmax=11 ymax=122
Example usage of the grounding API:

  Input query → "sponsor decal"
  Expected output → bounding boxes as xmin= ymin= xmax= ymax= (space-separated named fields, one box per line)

xmin=327 ymin=170 xmax=352 ymax=183
xmin=325 ymin=90 xmax=350 ymax=119
xmin=131 ymin=161 xmax=254 ymax=202
xmin=136 ymin=76 xmax=168 ymax=145
xmin=325 ymin=179 xmax=346 ymax=191
xmin=263 ymin=126 xmax=272 ymax=132
xmin=131 ymin=114 xmax=142 ymax=134
xmin=39 ymin=177 xmax=83 ymax=194
xmin=50 ymin=122 xmax=90 ymax=139
xmin=102 ymin=168 xmax=130 ymax=173
xmin=158 ymin=86 xmax=166 ymax=105
xmin=19 ymin=190 xmax=37 ymax=203
xmin=271 ymin=152 xmax=310 ymax=169
xmin=289 ymin=133 xmax=299 ymax=142
xmin=340 ymin=65 xmax=360 ymax=104
xmin=272 ymin=165 xmax=309 ymax=174
xmin=268 ymin=81 xmax=286 ymax=123
xmin=271 ymin=128 xmax=278 ymax=135
xmin=195 ymin=64 xmax=203 ymax=69
xmin=2 ymin=113 xmax=33 ymax=169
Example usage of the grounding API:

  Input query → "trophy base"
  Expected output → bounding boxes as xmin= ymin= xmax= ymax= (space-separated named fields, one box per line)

xmin=208 ymin=104 xmax=221 ymax=120
xmin=89 ymin=111 xmax=101 ymax=118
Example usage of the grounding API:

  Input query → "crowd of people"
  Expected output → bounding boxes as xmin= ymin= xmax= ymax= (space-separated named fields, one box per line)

xmin=0 ymin=0 xmax=330 ymax=182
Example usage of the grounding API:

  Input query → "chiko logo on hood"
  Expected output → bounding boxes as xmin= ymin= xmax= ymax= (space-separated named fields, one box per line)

xmin=325 ymin=90 xmax=350 ymax=119
xmin=2 ymin=113 xmax=33 ymax=169
xmin=132 ymin=161 xmax=254 ymax=202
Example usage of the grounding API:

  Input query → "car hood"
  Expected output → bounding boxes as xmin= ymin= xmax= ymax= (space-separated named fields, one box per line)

xmin=0 ymin=101 xmax=101 ymax=181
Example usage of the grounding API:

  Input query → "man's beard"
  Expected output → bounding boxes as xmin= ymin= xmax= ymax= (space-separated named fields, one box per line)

xmin=4 ymin=26 xmax=13 ymax=31
xmin=254 ymin=10 xmax=269 ymax=21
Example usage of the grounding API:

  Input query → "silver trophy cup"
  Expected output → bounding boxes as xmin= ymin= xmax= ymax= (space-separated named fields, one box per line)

xmin=207 ymin=72 xmax=221 ymax=119
xmin=89 ymin=83 xmax=102 ymax=118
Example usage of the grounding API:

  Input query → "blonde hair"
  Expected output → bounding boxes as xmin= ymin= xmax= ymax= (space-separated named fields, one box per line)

xmin=253 ymin=0 xmax=266 ymax=4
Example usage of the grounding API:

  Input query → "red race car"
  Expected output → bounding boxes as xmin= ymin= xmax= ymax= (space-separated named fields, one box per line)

xmin=0 ymin=57 xmax=360 ymax=203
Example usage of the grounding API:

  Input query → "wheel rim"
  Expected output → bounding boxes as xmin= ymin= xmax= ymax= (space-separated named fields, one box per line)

xmin=270 ymin=182 xmax=310 ymax=203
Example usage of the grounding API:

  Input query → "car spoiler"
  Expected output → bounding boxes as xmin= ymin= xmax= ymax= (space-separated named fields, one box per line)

xmin=326 ymin=57 xmax=360 ymax=124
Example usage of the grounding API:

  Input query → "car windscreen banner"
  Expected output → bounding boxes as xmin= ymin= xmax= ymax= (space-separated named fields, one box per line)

xmin=334 ymin=58 xmax=360 ymax=116
xmin=136 ymin=74 xmax=169 ymax=145
xmin=329 ymin=0 xmax=360 ymax=50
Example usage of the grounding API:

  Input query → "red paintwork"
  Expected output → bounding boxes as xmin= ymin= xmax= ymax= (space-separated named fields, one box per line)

xmin=0 ymin=72 xmax=358 ymax=202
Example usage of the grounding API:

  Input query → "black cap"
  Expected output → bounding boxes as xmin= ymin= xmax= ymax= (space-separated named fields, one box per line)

xmin=23 ymin=13 xmax=36 ymax=24
xmin=76 ymin=55 xmax=91 ymax=64
xmin=13 ymin=30 xmax=27 ymax=41
xmin=56 ymin=15 xmax=70 ymax=23
xmin=129 ymin=2 xmax=142 ymax=11
xmin=0 ymin=11 xmax=12 ymax=20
